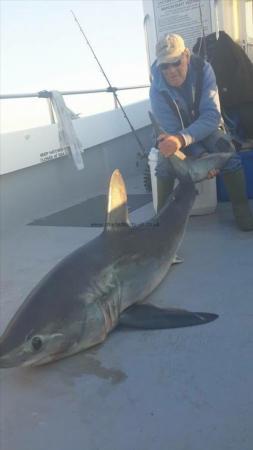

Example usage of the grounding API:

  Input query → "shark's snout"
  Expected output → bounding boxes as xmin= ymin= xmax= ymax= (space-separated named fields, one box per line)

xmin=0 ymin=331 xmax=68 ymax=368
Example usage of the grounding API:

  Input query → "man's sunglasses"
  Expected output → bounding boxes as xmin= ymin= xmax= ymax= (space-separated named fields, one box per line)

xmin=159 ymin=59 xmax=182 ymax=70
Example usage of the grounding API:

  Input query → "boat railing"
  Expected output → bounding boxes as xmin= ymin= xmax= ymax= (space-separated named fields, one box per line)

xmin=0 ymin=85 xmax=150 ymax=125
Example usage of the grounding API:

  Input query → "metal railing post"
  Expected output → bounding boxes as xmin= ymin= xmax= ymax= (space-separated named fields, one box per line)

xmin=143 ymin=14 xmax=152 ymax=83
xmin=113 ymin=94 xmax=118 ymax=109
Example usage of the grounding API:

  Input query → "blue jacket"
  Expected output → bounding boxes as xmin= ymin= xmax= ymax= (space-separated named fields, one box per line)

xmin=150 ymin=57 xmax=222 ymax=147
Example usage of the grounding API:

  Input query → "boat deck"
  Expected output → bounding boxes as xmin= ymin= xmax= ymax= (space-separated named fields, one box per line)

xmin=1 ymin=172 xmax=253 ymax=450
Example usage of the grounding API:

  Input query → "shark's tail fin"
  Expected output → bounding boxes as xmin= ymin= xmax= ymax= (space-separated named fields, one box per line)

xmin=170 ymin=152 xmax=232 ymax=183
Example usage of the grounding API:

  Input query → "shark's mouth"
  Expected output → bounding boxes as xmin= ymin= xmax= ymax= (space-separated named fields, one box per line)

xmin=23 ymin=352 xmax=65 ymax=367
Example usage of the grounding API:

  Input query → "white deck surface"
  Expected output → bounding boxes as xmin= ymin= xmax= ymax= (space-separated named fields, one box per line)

xmin=1 ymin=174 xmax=253 ymax=450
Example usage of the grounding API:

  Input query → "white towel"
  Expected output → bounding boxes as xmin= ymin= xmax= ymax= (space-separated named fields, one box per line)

xmin=50 ymin=91 xmax=84 ymax=170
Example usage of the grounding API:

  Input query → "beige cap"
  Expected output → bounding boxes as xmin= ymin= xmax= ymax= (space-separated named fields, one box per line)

xmin=156 ymin=33 xmax=186 ymax=66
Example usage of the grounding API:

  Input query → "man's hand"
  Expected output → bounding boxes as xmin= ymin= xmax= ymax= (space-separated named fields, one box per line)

xmin=207 ymin=169 xmax=220 ymax=179
xmin=157 ymin=133 xmax=184 ymax=157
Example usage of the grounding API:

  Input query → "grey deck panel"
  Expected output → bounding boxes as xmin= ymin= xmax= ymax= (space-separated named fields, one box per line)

xmin=29 ymin=193 xmax=152 ymax=228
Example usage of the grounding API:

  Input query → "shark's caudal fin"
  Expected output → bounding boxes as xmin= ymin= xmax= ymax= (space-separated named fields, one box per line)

xmin=170 ymin=152 xmax=232 ymax=183
xmin=118 ymin=304 xmax=218 ymax=329
xmin=105 ymin=169 xmax=131 ymax=231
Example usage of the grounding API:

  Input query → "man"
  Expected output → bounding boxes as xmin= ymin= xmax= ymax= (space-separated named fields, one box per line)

xmin=150 ymin=33 xmax=253 ymax=231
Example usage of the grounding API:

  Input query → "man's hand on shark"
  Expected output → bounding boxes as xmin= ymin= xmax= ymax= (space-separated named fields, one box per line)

xmin=207 ymin=169 xmax=220 ymax=179
xmin=158 ymin=133 xmax=185 ymax=156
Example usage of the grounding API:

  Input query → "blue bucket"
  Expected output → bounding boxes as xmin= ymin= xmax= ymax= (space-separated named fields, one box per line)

xmin=216 ymin=149 xmax=253 ymax=201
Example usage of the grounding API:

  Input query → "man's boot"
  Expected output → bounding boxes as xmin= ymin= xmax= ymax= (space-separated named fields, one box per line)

xmin=156 ymin=176 xmax=175 ymax=212
xmin=222 ymin=168 xmax=253 ymax=231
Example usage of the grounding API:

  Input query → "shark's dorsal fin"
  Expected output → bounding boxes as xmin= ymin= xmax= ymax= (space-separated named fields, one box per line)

xmin=105 ymin=169 xmax=131 ymax=231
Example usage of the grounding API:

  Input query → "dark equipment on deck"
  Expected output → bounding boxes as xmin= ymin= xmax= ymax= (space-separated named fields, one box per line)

xmin=193 ymin=31 xmax=253 ymax=140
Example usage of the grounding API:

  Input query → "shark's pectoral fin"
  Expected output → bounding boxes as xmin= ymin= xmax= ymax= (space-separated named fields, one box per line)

xmin=118 ymin=304 xmax=218 ymax=329
xmin=172 ymin=255 xmax=184 ymax=264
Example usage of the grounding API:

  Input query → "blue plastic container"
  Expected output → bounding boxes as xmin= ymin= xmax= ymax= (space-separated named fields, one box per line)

xmin=216 ymin=149 xmax=253 ymax=201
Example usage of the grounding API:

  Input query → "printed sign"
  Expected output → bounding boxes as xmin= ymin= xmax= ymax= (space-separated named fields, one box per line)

xmin=153 ymin=0 xmax=213 ymax=50
xmin=40 ymin=147 xmax=68 ymax=163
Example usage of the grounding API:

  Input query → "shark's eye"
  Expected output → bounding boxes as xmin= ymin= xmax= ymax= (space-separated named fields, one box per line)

xmin=31 ymin=336 xmax=43 ymax=351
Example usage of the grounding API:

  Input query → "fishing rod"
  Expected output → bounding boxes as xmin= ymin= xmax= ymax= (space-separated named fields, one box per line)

xmin=70 ymin=10 xmax=147 ymax=162
xmin=198 ymin=0 xmax=207 ymax=59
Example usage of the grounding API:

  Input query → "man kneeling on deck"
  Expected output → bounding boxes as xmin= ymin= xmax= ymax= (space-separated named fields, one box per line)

xmin=149 ymin=33 xmax=253 ymax=231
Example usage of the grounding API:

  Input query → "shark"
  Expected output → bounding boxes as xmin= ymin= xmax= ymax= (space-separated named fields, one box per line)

xmin=0 ymin=149 xmax=232 ymax=368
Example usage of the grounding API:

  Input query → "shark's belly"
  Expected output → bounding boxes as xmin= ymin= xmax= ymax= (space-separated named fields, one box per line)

xmin=84 ymin=245 xmax=177 ymax=337
xmin=118 ymin=250 xmax=175 ymax=312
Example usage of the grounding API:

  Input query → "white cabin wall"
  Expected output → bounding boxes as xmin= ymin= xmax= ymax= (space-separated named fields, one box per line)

xmin=216 ymin=0 xmax=240 ymax=41
xmin=142 ymin=0 xmax=253 ymax=62
xmin=217 ymin=0 xmax=253 ymax=61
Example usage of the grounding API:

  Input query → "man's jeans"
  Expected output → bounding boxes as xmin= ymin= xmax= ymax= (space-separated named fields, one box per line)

xmin=156 ymin=129 xmax=242 ymax=178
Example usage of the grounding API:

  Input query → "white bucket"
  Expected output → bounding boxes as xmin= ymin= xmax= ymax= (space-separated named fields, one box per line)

xmin=148 ymin=147 xmax=160 ymax=213
xmin=148 ymin=147 xmax=217 ymax=215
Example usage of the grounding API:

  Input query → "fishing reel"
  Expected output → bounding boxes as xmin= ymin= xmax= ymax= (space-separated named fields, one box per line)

xmin=143 ymin=159 xmax=152 ymax=192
